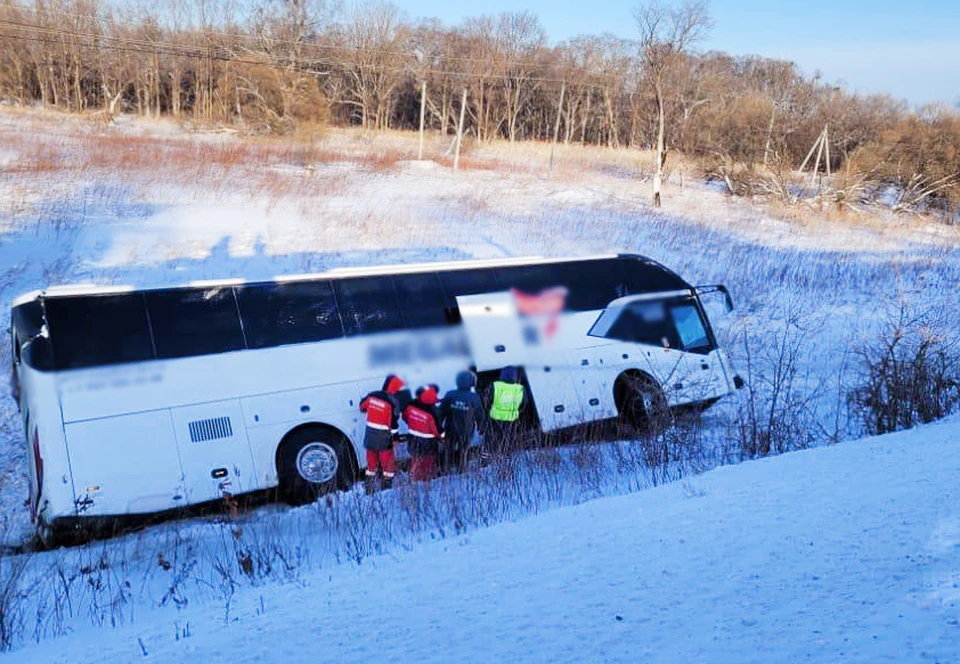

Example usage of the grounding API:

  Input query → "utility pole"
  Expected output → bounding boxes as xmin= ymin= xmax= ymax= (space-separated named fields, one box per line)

xmin=798 ymin=126 xmax=831 ymax=186
xmin=454 ymin=88 xmax=467 ymax=171
xmin=418 ymin=81 xmax=427 ymax=160
xmin=549 ymin=81 xmax=566 ymax=171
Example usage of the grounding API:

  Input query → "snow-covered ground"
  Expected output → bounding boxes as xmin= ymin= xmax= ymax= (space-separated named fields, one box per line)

xmin=0 ymin=109 xmax=959 ymax=658
xmin=5 ymin=416 xmax=960 ymax=663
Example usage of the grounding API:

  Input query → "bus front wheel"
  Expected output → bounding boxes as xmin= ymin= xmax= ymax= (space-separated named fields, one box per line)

xmin=278 ymin=428 xmax=355 ymax=506
xmin=614 ymin=373 xmax=672 ymax=438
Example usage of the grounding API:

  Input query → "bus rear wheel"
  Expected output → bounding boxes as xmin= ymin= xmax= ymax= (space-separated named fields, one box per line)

xmin=615 ymin=373 xmax=673 ymax=438
xmin=278 ymin=428 xmax=355 ymax=506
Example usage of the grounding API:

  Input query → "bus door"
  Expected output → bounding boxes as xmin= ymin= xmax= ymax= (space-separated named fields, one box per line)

xmin=458 ymin=292 xmax=578 ymax=431
xmin=523 ymin=358 xmax=586 ymax=431
xmin=567 ymin=347 xmax=619 ymax=421
xmin=169 ymin=400 xmax=258 ymax=505
xmin=456 ymin=292 xmax=530 ymax=371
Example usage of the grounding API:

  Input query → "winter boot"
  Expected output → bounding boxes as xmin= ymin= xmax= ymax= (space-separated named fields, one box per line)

xmin=381 ymin=474 xmax=394 ymax=490
xmin=364 ymin=474 xmax=378 ymax=495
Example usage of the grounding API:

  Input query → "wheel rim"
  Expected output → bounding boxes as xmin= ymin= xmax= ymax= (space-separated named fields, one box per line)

xmin=618 ymin=377 xmax=667 ymax=433
xmin=296 ymin=442 xmax=339 ymax=484
xmin=625 ymin=380 xmax=652 ymax=424
xmin=638 ymin=388 xmax=654 ymax=418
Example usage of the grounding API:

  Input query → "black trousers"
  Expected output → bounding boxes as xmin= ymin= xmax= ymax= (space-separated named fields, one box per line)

xmin=441 ymin=434 xmax=471 ymax=473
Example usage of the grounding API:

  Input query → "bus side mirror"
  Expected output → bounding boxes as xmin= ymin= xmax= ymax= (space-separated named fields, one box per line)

xmin=722 ymin=287 xmax=734 ymax=312
xmin=695 ymin=285 xmax=735 ymax=312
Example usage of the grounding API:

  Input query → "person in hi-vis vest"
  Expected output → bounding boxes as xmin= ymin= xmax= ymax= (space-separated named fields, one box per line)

xmin=485 ymin=366 xmax=525 ymax=455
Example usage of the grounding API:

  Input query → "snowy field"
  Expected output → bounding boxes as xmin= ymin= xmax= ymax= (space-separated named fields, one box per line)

xmin=0 ymin=108 xmax=959 ymax=659
xmin=6 ymin=417 xmax=960 ymax=663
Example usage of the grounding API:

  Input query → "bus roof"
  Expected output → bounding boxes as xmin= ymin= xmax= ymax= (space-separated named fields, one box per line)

xmin=14 ymin=253 xmax=658 ymax=304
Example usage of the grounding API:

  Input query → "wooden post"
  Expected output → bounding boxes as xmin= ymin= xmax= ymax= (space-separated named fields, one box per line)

xmin=418 ymin=81 xmax=427 ymax=161
xmin=824 ymin=125 xmax=831 ymax=178
xmin=798 ymin=129 xmax=821 ymax=173
xmin=811 ymin=127 xmax=825 ymax=187
xmin=763 ymin=103 xmax=777 ymax=166
xmin=454 ymin=88 xmax=467 ymax=171
xmin=549 ymin=81 xmax=566 ymax=171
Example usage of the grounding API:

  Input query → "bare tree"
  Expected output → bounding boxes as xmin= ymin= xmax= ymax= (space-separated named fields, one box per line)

xmin=594 ymin=34 xmax=635 ymax=149
xmin=497 ymin=11 xmax=545 ymax=143
xmin=238 ymin=0 xmax=330 ymax=132
xmin=336 ymin=1 xmax=409 ymax=131
xmin=0 ymin=0 xmax=955 ymax=218
xmin=554 ymin=36 xmax=605 ymax=145
xmin=635 ymin=0 xmax=711 ymax=207
xmin=461 ymin=14 xmax=503 ymax=143
xmin=408 ymin=19 xmax=462 ymax=135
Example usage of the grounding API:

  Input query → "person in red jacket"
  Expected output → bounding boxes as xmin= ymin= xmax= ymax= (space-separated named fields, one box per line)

xmin=404 ymin=384 xmax=443 ymax=482
xmin=359 ymin=374 xmax=407 ymax=493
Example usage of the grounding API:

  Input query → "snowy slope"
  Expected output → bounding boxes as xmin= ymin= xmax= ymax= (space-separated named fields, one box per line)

xmin=2 ymin=109 xmax=960 ymax=660
xmin=7 ymin=418 xmax=959 ymax=664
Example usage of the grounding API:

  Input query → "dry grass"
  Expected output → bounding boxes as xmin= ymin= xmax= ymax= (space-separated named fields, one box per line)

xmin=311 ymin=125 xmax=673 ymax=179
xmin=0 ymin=111 xmax=360 ymax=207
xmin=2 ymin=106 xmax=958 ymax=248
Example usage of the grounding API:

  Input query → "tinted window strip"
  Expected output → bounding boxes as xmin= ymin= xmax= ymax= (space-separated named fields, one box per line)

xmin=36 ymin=258 xmax=659 ymax=369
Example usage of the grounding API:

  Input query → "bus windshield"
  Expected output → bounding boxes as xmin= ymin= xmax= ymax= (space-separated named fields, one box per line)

xmin=588 ymin=297 xmax=712 ymax=352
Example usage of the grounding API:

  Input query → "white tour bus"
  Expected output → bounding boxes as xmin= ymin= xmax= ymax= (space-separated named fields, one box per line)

xmin=10 ymin=254 xmax=741 ymax=542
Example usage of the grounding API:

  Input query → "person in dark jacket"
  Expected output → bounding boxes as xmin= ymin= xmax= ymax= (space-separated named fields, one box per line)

xmin=440 ymin=371 xmax=486 ymax=473
xmin=403 ymin=384 xmax=442 ymax=482
xmin=359 ymin=374 xmax=406 ymax=493
xmin=485 ymin=365 xmax=526 ymax=456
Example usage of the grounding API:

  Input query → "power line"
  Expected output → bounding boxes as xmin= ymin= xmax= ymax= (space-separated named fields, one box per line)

xmin=0 ymin=18 xmax=620 ymax=92
xmin=0 ymin=6 xmax=626 ymax=85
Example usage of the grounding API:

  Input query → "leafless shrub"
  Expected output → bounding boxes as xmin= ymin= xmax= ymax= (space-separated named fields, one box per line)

xmin=889 ymin=173 xmax=960 ymax=216
xmin=704 ymin=152 xmax=802 ymax=205
xmin=0 ymin=546 xmax=34 ymax=651
xmin=734 ymin=310 xmax=824 ymax=458
xmin=235 ymin=61 xmax=329 ymax=135
xmin=818 ymin=162 xmax=883 ymax=214
xmin=850 ymin=304 xmax=960 ymax=435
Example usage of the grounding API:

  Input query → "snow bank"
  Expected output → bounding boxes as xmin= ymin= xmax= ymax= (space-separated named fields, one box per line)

xmin=6 ymin=418 xmax=960 ymax=663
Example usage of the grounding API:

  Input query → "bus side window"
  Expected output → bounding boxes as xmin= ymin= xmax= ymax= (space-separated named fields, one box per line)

xmin=146 ymin=288 xmax=246 ymax=359
xmin=438 ymin=268 xmax=508 ymax=307
xmin=503 ymin=265 xmax=561 ymax=296
xmin=44 ymin=294 xmax=154 ymax=369
xmin=392 ymin=273 xmax=448 ymax=329
xmin=236 ymin=281 xmax=343 ymax=348
xmin=22 ymin=335 xmax=55 ymax=371
xmin=333 ymin=277 xmax=405 ymax=336
xmin=623 ymin=257 xmax=689 ymax=295
xmin=561 ymin=260 xmax=631 ymax=310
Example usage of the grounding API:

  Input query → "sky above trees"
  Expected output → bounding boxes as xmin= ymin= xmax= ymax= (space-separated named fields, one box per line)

xmin=391 ymin=0 xmax=960 ymax=106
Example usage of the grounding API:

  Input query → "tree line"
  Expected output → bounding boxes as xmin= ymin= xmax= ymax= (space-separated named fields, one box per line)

xmin=0 ymin=0 xmax=957 ymax=218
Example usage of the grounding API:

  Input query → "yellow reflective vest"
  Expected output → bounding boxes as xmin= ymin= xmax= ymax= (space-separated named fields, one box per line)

xmin=490 ymin=381 xmax=524 ymax=422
